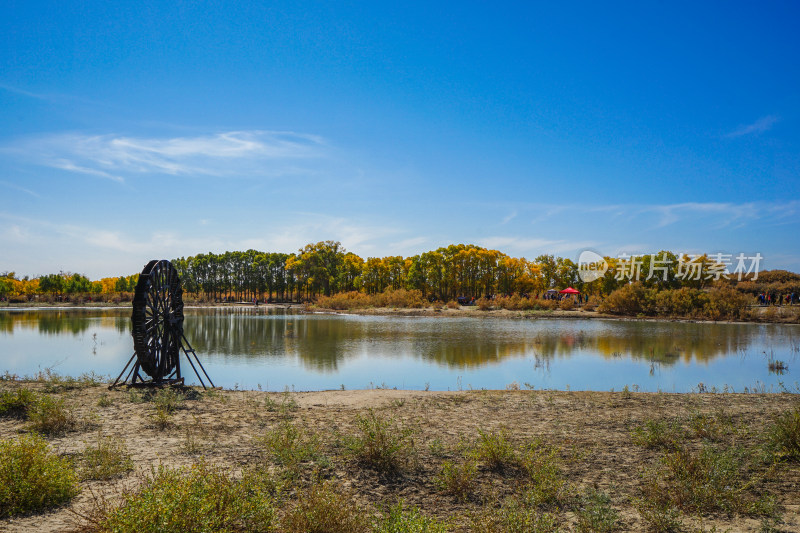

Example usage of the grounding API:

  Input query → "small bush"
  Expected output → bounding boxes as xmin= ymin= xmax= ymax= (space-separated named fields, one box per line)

xmin=345 ymin=410 xmax=416 ymax=477
xmin=0 ymin=388 xmax=38 ymax=418
xmin=641 ymin=444 xmax=767 ymax=515
xmin=476 ymin=297 xmax=493 ymax=311
xmin=520 ymin=440 xmax=568 ymax=507
xmin=261 ymin=420 xmax=323 ymax=474
xmin=576 ymin=489 xmax=621 ymax=533
xmin=150 ymin=405 xmax=173 ymax=430
xmin=473 ymin=428 xmax=519 ymax=473
xmin=634 ymin=497 xmax=681 ymax=533
xmin=687 ymin=411 xmax=732 ymax=442
xmin=28 ymin=395 xmax=79 ymax=435
xmin=264 ymin=391 xmax=299 ymax=418
xmin=0 ymin=434 xmax=79 ymax=517
xmin=34 ymin=369 xmax=104 ymax=392
xmin=81 ymin=437 xmax=133 ymax=480
xmin=315 ymin=289 xmax=427 ymax=310
xmin=435 ymin=459 xmax=478 ymax=502
xmin=152 ymin=387 xmax=184 ymax=413
xmin=471 ymin=493 xmax=561 ymax=533
xmin=375 ymin=501 xmax=450 ymax=533
xmin=282 ymin=479 xmax=369 ymax=533
xmin=631 ymin=419 xmax=683 ymax=450
xmin=96 ymin=393 xmax=113 ymax=407
xmin=765 ymin=405 xmax=800 ymax=461
xmin=91 ymin=463 xmax=277 ymax=533
xmin=558 ymin=298 xmax=575 ymax=311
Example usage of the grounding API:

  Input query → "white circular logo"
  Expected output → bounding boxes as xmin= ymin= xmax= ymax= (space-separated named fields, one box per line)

xmin=578 ymin=250 xmax=609 ymax=282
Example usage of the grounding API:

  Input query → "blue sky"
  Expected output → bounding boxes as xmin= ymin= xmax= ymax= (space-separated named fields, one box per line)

xmin=1 ymin=1 xmax=798 ymax=279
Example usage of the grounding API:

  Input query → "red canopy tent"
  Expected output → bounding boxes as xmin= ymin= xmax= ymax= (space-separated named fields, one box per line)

xmin=558 ymin=287 xmax=580 ymax=294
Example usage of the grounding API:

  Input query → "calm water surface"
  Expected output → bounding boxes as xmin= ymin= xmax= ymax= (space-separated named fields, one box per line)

xmin=1 ymin=307 xmax=798 ymax=392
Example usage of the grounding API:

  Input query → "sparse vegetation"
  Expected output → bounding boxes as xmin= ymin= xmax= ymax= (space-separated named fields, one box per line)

xmin=435 ymin=459 xmax=478 ymax=502
xmin=81 ymin=436 xmax=133 ymax=480
xmin=640 ymin=444 xmax=772 ymax=516
xmin=28 ymin=395 xmax=80 ymax=435
xmin=33 ymin=369 xmax=105 ymax=393
xmin=473 ymin=427 xmax=519 ymax=472
xmin=260 ymin=419 xmax=324 ymax=475
xmin=344 ymin=410 xmax=416 ymax=477
xmin=0 ymin=385 xmax=794 ymax=531
xmin=631 ymin=419 xmax=683 ymax=450
xmin=764 ymin=405 xmax=800 ymax=461
xmin=0 ymin=388 xmax=38 ymax=418
xmin=375 ymin=501 xmax=450 ymax=532
xmin=519 ymin=439 xmax=568 ymax=507
xmin=282 ymin=479 xmax=369 ymax=533
xmin=471 ymin=491 xmax=561 ymax=532
xmin=576 ymin=489 xmax=621 ymax=533
xmin=86 ymin=463 xmax=277 ymax=533
xmin=0 ymin=434 xmax=79 ymax=517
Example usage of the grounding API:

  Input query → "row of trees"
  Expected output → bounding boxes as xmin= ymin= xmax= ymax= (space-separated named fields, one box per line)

xmin=170 ymin=242 xmax=791 ymax=303
xmin=0 ymin=272 xmax=138 ymax=301
xmin=170 ymin=242 xmax=583 ymax=302
xmin=4 ymin=241 xmax=798 ymax=304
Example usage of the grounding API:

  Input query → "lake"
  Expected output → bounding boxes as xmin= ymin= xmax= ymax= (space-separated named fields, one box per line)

xmin=0 ymin=307 xmax=798 ymax=392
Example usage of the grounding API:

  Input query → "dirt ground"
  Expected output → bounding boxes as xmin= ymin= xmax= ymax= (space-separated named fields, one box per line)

xmin=0 ymin=384 xmax=799 ymax=532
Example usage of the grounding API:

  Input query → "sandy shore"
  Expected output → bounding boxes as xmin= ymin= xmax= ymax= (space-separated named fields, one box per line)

xmin=0 ymin=382 xmax=798 ymax=532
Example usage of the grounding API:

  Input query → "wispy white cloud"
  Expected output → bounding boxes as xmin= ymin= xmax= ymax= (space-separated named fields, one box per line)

xmin=501 ymin=210 xmax=517 ymax=224
xmin=478 ymin=236 xmax=598 ymax=256
xmin=507 ymin=200 xmax=799 ymax=230
xmin=389 ymin=236 xmax=429 ymax=253
xmin=635 ymin=201 xmax=799 ymax=229
xmin=0 ymin=180 xmax=40 ymax=198
xmin=0 ymin=83 xmax=52 ymax=101
xmin=725 ymin=115 xmax=779 ymax=138
xmin=49 ymin=159 xmax=125 ymax=183
xmin=4 ymin=130 xmax=329 ymax=181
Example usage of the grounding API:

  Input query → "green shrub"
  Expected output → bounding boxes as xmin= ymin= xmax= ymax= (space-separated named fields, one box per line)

xmin=631 ymin=419 xmax=683 ymax=450
xmin=641 ymin=444 xmax=769 ymax=516
xmin=264 ymin=391 xmax=299 ymax=418
xmin=152 ymin=388 xmax=184 ymax=413
xmin=93 ymin=463 xmax=277 ymax=533
xmin=519 ymin=440 xmax=568 ymax=507
xmin=576 ymin=489 xmax=621 ymax=533
xmin=0 ymin=434 xmax=79 ymax=517
xmin=28 ymin=395 xmax=79 ymax=435
xmin=261 ymin=420 xmax=323 ymax=474
xmin=634 ymin=497 xmax=681 ymax=533
xmin=34 ymin=369 xmax=104 ymax=392
xmin=765 ymin=405 xmax=800 ymax=461
xmin=345 ymin=410 xmax=416 ymax=477
xmin=81 ymin=437 xmax=133 ymax=480
xmin=282 ymin=479 xmax=369 ymax=533
xmin=471 ymin=494 xmax=561 ymax=533
xmin=375 ymin=502 xmax=450 ymax=532
xmin=473 ymin=428 xmax=519 ymax=473
xmin=96 ymin=393 xmax=114 ymax=407
xmin=0 ymin=388 xmax=38 ymax=418
xmin=435 ymin=459 xmax=478 ymax=502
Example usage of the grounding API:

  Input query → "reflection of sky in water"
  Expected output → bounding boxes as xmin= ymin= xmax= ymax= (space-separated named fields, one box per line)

xmin=0 ymin=308 xmax=798 ymax=392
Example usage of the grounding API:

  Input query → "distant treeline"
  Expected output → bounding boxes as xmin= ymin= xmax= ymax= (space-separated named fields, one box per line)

xmin=2 ymin=242 xmax=800 ymax=308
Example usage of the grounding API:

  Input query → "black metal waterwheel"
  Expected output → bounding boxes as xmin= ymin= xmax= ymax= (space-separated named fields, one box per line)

xmin=131 ymin=259 xmax=184 ymax=380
